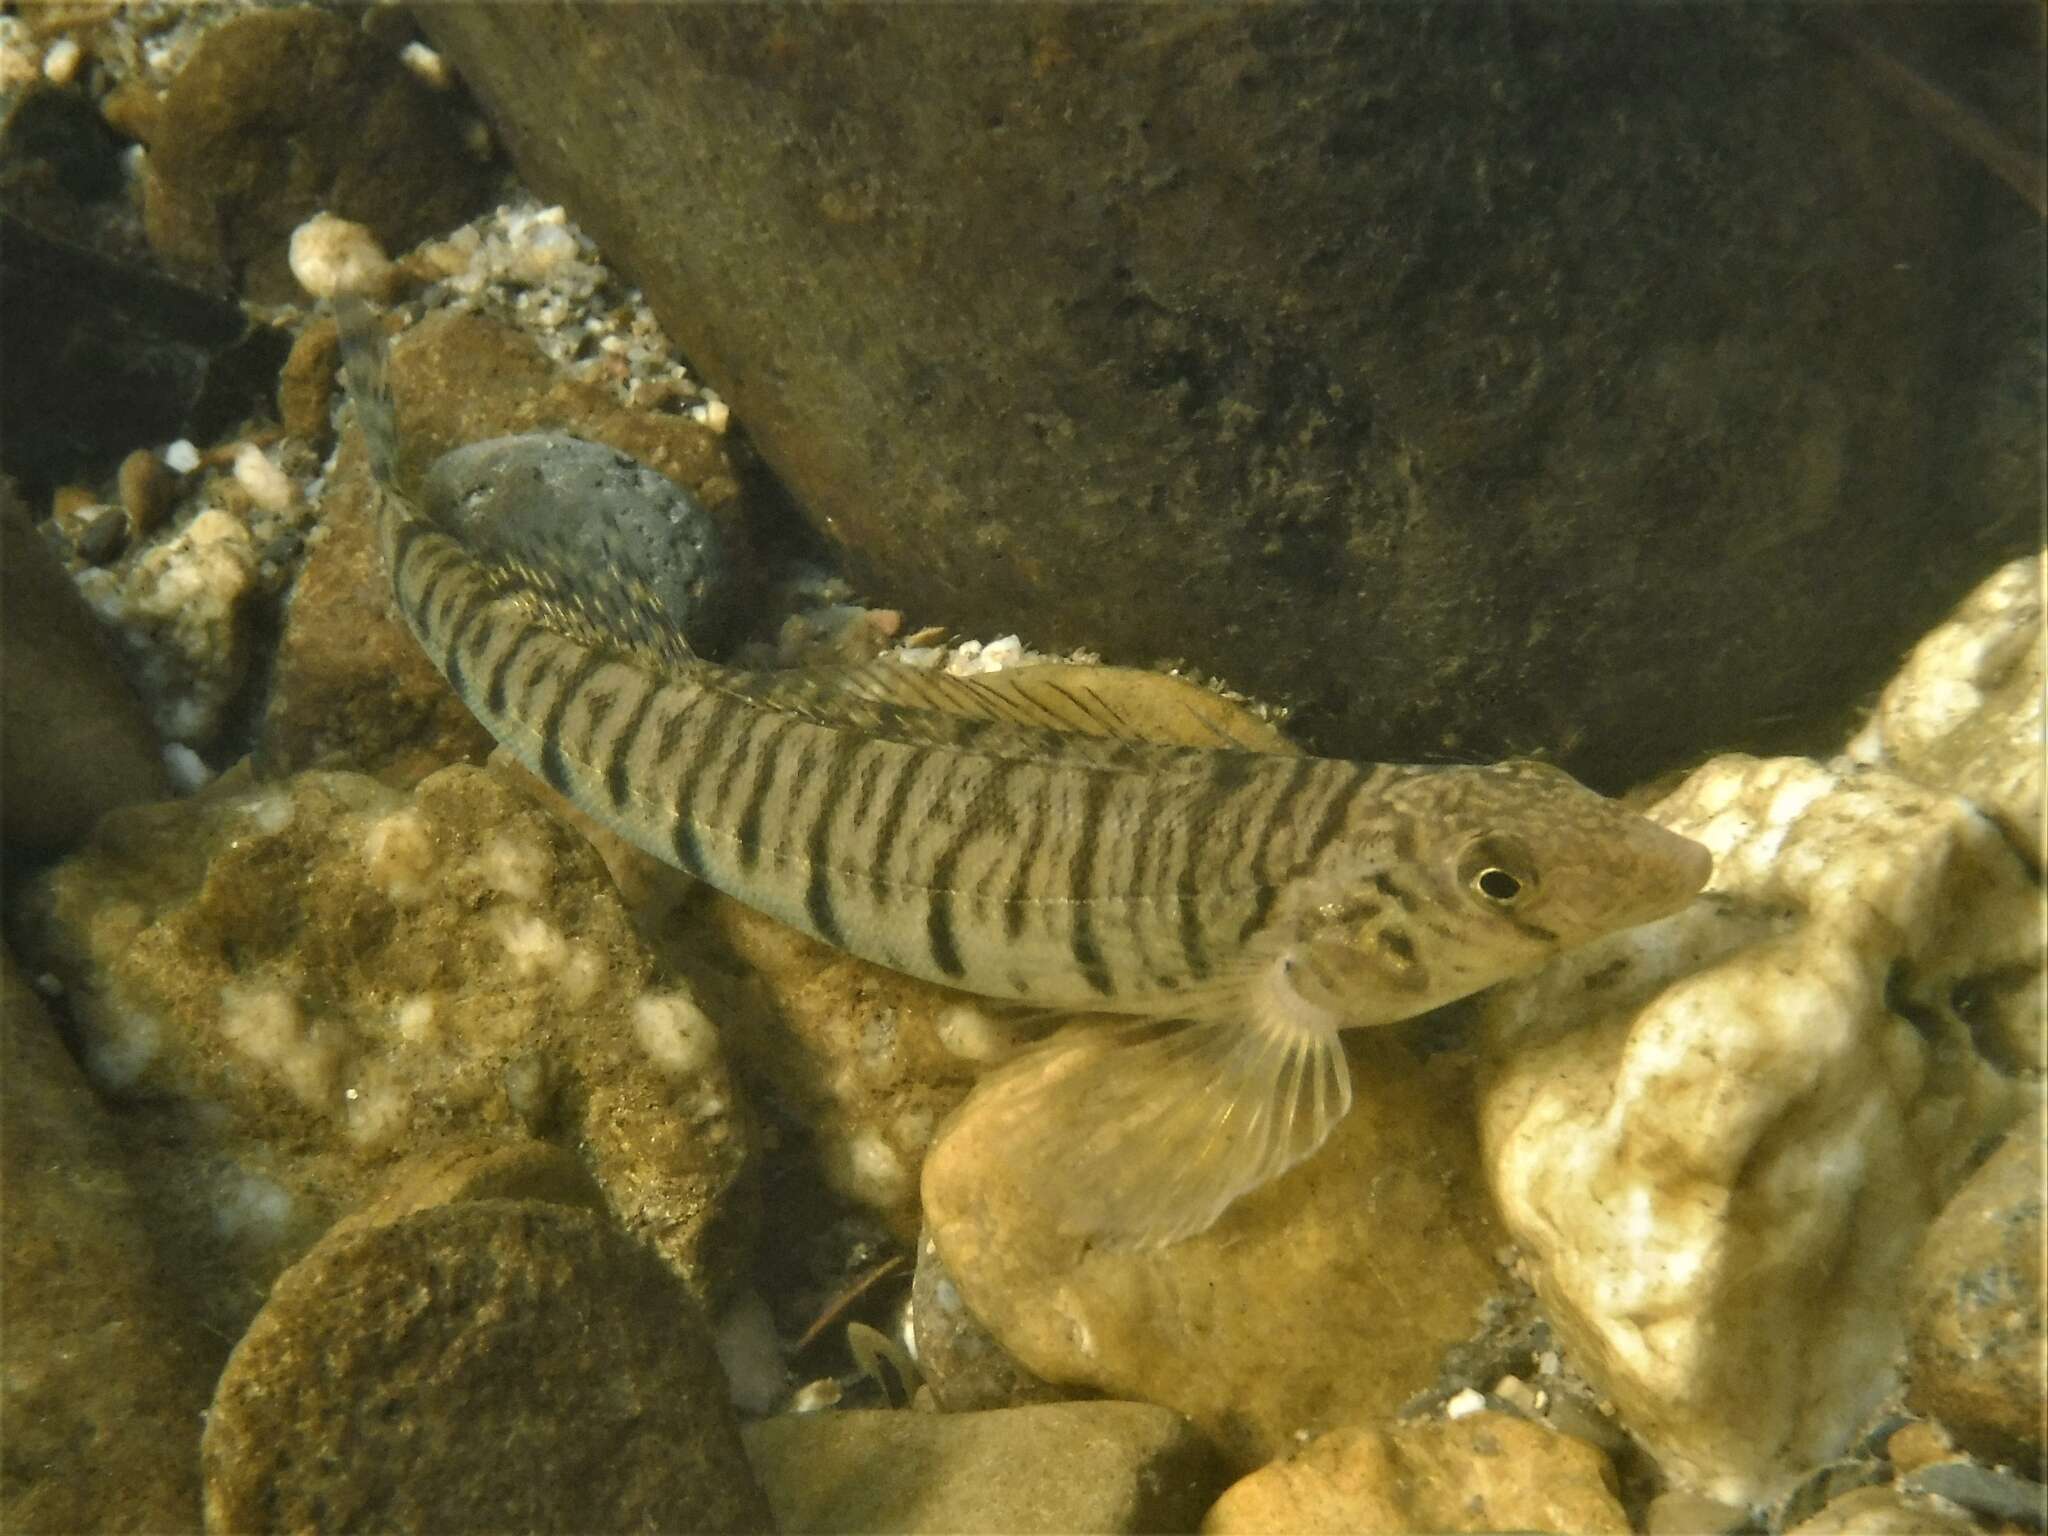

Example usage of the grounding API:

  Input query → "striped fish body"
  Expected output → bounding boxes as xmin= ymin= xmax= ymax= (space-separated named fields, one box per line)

xmin=339 ymin=300 xmax=1713 ymax=1245
xmin=386 ymin=503 xmax=1391 ymax=1012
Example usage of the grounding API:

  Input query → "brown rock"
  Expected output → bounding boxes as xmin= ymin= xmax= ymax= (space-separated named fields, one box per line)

xmin=9 ymin=763 xmax=751 ymax=1345
xmin=202 ymin=1199 xmax=772 ymax=1533
xmin=277 ymin=314 xmax=341 ymax=447
xmin=142 ymin=7 xmax=493 ymax=299
xmin=0 ymin=490 xmax=167 ymax=852
xmin=923 ymin=1031 xmax=1509 ymax=1470
xmin=743 ymin=1402 xmax=1226 ymax=1535
xmin=261 ymin=307 xmax=745 ymax=784
xmin=116 ymin=447 xmax=176 ymax=536
xmin=1906 ymin=1107 xmax=2046 ymax=1477
xmin=418 ymin=7 xmax=2038 ymax=791
xmin=1200 ymin=1412 xmax=1629 ymax=1535
xmin=0 ymin=953 xmax=211 ymax=1532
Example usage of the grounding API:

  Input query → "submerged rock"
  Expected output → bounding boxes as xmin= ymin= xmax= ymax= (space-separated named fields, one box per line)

xmin=141 ymin=7 xmax=493 ymax=300
xmin=922 ymin=1031 xmax=1510 ymax=1470
xmin=742 ymin=1401 xmax=1225 ymax=1536
xmin=1480 ymin=754 xmax=2038 ymax=1501
xmin=0 ymin=489 xmax=166 ymax=852
xmin=419 ymin=7 xmax=2039 ymax=790
xmin=0 ymin=954 xmax=210 ymax=1532
xmin=8 ymin=763 xmax=751 ymax=1343
xmin=1905 ymin=1107 xmax=2046 ymax=1477
xmin=202 ymin=1198 xmax=771 ymax=1533
xmin=1199 ymin=1411 xmax=1630 ymax=1535
xmin=1848 ymin=552 xmax=2044 ymax=864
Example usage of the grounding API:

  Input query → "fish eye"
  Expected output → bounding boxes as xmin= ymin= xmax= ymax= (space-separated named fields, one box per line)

xmin=1472 ymin=867 xmax=1523 ymax=904
xmin=1458 ymin=834 xmax=1537 ymax=907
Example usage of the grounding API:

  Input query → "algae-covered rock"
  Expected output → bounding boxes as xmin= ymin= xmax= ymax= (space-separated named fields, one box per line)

xmin=419 ymin=6 xmax=2039 ymax=790
xmin=743 ymin=1401 xmax=1226 ymax=1535
xmin=9 ymin=763 xmax=750 ymax=1343
xmin=202 ymin=1198 xmax=772 ymax=1533
xmin=1905 ymin=1107 xmax=2046 ymax=1478
xmin=1480 ymin=754 xmax=2038 ymax=1501
xmin=1199 ymin=1411 xmax=1630 ymax=1535
xmin=262 ymin=308 xmax=744 ymax=784
xmin=922 ymin=1031 xmax=1509 ymax=1470
xmin=0 ymin=954 xmax=210 ymax=1533
xmin=143 ymin=7 xmax=493 ymax=299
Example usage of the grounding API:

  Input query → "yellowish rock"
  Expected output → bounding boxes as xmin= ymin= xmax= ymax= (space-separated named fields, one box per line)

xmin=1846 ymin=552 xmax=2042 ymax=854
xmin=924 ymin=1032 xmax=1509 ymax=1469
xmin=1481 ymin=754 xmax=2037 ymax=1501
xmin=1200 ymin=1411 xmax=1628 ymax=1535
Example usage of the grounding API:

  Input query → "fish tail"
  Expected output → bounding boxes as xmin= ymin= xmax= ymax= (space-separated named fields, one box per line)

xmin=334 ymin=297 xmax=401 ymax=488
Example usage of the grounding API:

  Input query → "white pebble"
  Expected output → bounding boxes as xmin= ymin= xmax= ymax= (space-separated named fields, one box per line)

xmin=287 ymin=212 xmax=393 ymax=300
xmin=692 ymin=399 xmax=731 ymax=433
xmin=41 ymin=37 xmax=81 ymax=85
xmin=493 ymin=911 xmax=569 ymax=979
xmin=162 ymin=742 xmax=212 ymax=793
xmin=633 ymin=991 xmax=716 ymax=1078
xmin=1444 ymin=1387 xmax=1488 ymax=1420
xmin=398 ymin=40 xmax=449 ymax=89
xmin=362 ymin=808 xmax=437 ymax=904
xmin=163 ymin=439 xmax=200 ymax=474
xmin=233 ymin=444 xmax=294 ymax=514
xmin=933 ymin=1003 xmax=1021 ymax=1063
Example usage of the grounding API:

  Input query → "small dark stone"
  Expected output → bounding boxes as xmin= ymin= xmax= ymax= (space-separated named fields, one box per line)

xmin=1778 ymin=1458 xmax=1890 ymax=1532
xmin=74 ymin=505 xmax=128 ymax=564
xmin=1901 ymin=1460 xmax=2048 ymax=1531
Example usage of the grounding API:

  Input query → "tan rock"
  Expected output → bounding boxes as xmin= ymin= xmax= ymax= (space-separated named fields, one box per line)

xmin=202 ymin=1199 xmax=772 ymax=1533
xmin=1785 ymin=1483 xmax=1979 ymax=1535
xmin=1200 ymin=1412 xmax=1629 ymax=1535
xmin=1847 ymin=552 xmax=2042 ymax=860
xmin=1481 ymin=754 xmax=2037 ymax=1501
xmin=1906 ymin=1106 xmax=2046 ymax=1477
xmin=10 ymin=763 xmax=750 ymax=1345
xmin=0 ymin=954 xmax=211 ymax=1532
xmin=924 ymin=1031 xmax=1509 ymax=1469
xmin=744 ymin=1402 xmax=1226 ymax=1534
xmin=262 ymin=308 xmax=744 ymax=785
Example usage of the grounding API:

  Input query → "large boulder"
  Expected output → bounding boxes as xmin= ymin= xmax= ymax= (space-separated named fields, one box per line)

xmin=417 ymin=5 xmax=2040 ymax=787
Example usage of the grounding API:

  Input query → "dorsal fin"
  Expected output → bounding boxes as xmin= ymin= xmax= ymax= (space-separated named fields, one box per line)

xmin=704 ymin=658 xmax=1302 ymax=762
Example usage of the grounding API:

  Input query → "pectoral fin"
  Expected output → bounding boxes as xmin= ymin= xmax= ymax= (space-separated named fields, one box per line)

xmin=959 ymin=1006 xmax=1352 ymax=1247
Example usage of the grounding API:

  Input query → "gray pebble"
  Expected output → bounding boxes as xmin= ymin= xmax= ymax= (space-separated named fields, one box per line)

xmin=1901 ymin=1460 xmax=2048 ymax=1531
xmin=421 ymin=433 xmax=731 ymax=656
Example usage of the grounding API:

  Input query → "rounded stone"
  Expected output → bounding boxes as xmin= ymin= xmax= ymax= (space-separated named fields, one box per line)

xmin=201 ymin=1199 xmax=772 ymax=1533
xmin=421 ymin=431 xmax=733 ymax=656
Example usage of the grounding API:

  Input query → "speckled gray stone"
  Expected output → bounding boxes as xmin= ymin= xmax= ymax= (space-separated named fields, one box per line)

xmin=423 ymin=431 xmax=734 ymax=656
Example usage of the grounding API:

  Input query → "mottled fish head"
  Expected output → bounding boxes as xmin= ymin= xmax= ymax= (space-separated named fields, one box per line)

xmin=1270 ymin=758 xmax=1712 ymax=1028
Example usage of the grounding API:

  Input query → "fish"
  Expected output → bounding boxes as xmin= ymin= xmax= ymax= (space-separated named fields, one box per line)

xmin=335 ymin=298 xmax=1713 ymax=1245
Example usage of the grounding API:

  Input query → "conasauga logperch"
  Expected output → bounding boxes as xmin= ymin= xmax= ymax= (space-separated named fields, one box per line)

xmin=337 ymin=299 xmax=1712 ymax=1245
